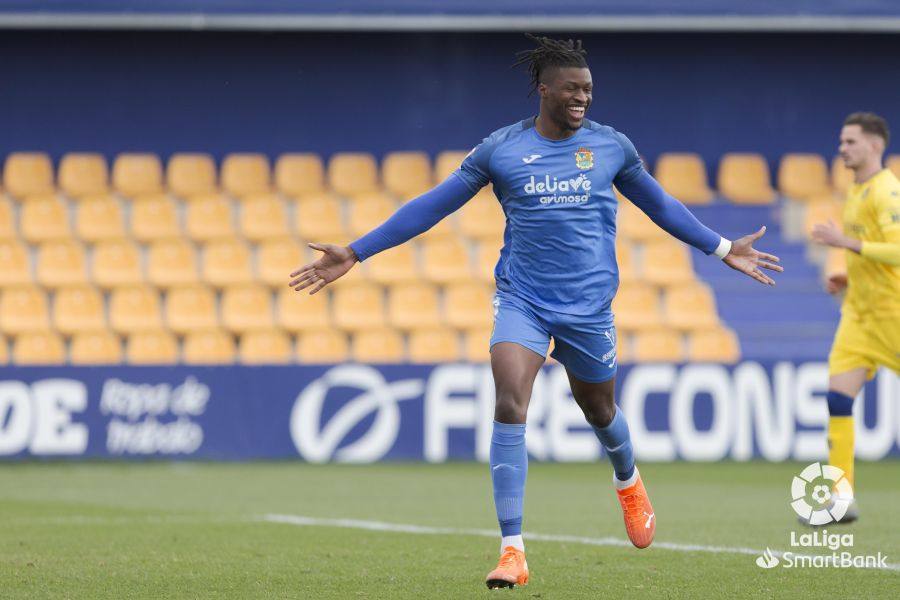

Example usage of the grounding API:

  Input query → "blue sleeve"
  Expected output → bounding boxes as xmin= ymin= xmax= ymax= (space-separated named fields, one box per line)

xmin=611 ymin=131 xmax=719 ymax=254
xmin=348 ymin=175 xmax=475 ymax=262
xmin=454 ymin=134 xmax=500 ymax=193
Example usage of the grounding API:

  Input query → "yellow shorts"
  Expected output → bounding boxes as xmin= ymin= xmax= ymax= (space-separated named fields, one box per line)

xmin=828 ymin=313 xmax=900 ymax=379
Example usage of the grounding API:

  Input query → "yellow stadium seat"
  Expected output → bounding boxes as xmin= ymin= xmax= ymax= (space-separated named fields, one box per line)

xmin=352 ymin=328 xmax=405 ymax=363
xmin=70 ymin=331 xmax=122 ymax=364
xmin=221 ymin=285 xmax=274 ymax=333
xmin=258 ymin=237 xmax=305 ymax=287
xmin=887 ymin=155 xmax=900 ymax=179
xmin=687 ymin=327 xmax=740 ymax=363
xmin=240 ymin=194 xmax=289 ymax=241
xmin=297 ymin=329 xmax=349 ymax=363
xmin=147 ymin=239 xmax=199 ymax=287
xmin=109 ymin=286 xmax=163 ymax=333
xmin=92 ymin=239 xmax=143 ymax=288
xmin=408 ymin=327 xmax=460 ymax=363
xmin=347 ymin=193 xmax=397 ymax=238
xmin=415 ymin=210 xmax=456 ymax=241
xmin=421 ymin=238 xmax=473 ymax=283
xmin=804 ymin=198 xmax=843 ymax=236
xmin=277 ymin=286 xmax=330 ymax=332
xmin=126 ymin=329 xmax=179 ymax=364
xmin=654 ymin=153 xmax=713 ymax=204
xmin=0 ymin=199 xmax=14 ymax=240
xmin=202 ymin=239 xmax=253 ymax=287
xmin=36 ymin=240 xmax=88 ymax=287
xmin=185 ymin=194 xmax=235 ymax=241
xmin=59 ymin=153 xmax=108 ymax=198
xmin=445 ymin=282 xmax=493 ymax=329
xmin=462 ymin=327 xmax=492 ymax=362
xmin=664 ymin=283 xmax=719 ymax=331
xmin=617 ymin=200 xmax=667 ymax=241
xmin=20 ymin=195 xmax=71 ymax=243
xmin=294 ymin=194 xmax=347 ymax=241
xmin=387 ymin=282 xmax=441 ymax=330
xmin=167 ymin=153 xmax=217 ymax=198
xmin=366 ymin=244 xmax=419 ymax=284
xmin=778 ymin=153 xmax=831 ymax=200
xmin=239 ymin=329 xmax=293 ymax=364
xmin=458 ymin=189 xmax=504 ymax=240
xmin=112 ymin=153 xmax=163 ymax=197
xmin=616 ymin=240 xmax=637 ymax=284
xmin=616 ymin=332 xmax=632 ymax=365
xmin=642 ymin=240 xmax=695 ymax=286
xmin=328 ymin=153 xmax=378 ymax=197
xmin=0 ymin=241 xmax=32 ymax=287
xmin=0 ymin=334 xmax=7 ymax=364
xmin=831 ymin=156 xmax=854 ymax=196
xmin=53 ymin=285 xmax=106 ymax=335
xmin=275 ymin=153 xmax=325 ymax=198
xmin=434 ymin=151 xmax=468 ymax=182
xmin=633 ymin=329 xmax=684 ymax=362
xmin=475 ymin=238 xmax=504 ymax=282
xmin=612 ymin=284 xmax=663 ymax=331
xmin=333 ymin=283 xmax=386 ymax=331
xmin=130 ymin=194 xmax=181 ymax=242
xmin=183 ymin=329 xmax=236 ymax=364
xmin=718 ymin=153 xmax=776 ymax=204
xmin=75 ymin=195 xmax=125 ymax=242
xmin=824 ymin=247 xmax=847 ymax=281
xmin=13 ymin=331 xmax=65 ymax=365
xmin=165 ymin=284 xmax=218 ymax=334
xmin=0 ymin=286 xmax=50 ymax=334
xmin=221 ymin=153 xmax=271 ymax=198
xmin=383 ymin=151 xmax=432 ymax=199
xmin=3 ymin=152 xmax=54 ymax=199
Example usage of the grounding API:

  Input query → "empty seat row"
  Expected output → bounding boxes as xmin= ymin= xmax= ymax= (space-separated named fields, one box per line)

xmin=0 ymin=237 xmax=506 ymax=288
xmin=1 ymin=150 xmax=474 ymax=202
xmin=0 ymin=324 xmax=738 ymax=366
xmin=0 ymin=189 xmax=505 ymax=244
xmin=651 ymin=152 xmax=900 ymax=205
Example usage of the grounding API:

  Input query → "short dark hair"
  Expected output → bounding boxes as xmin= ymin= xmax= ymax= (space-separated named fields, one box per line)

xmin=844 ymin=112 xmax=890 ymax=145
xmin=513 ymin=34 xmax=588 ymax=94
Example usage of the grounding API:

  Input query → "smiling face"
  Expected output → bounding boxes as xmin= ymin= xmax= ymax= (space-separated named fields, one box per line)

xmin=839 ymin=124 xmax=884 ymax=170
xmin=537 ymin=66 xmax=593 ymax=135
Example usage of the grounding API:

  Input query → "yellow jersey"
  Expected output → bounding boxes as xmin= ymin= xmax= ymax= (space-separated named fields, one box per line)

xmin=842 ymin=168 xmax=900 ymax=318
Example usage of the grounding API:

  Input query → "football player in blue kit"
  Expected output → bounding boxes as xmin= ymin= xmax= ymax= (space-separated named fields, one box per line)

xmin=289 ymin=34 xmax=783 ymax=589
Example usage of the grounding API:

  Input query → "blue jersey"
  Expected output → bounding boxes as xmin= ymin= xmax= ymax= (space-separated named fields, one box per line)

xmin=454 ymin=118 xmax=643 ymax=316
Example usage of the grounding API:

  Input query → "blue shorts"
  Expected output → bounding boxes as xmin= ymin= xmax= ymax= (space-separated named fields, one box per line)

xmin=489 ymin=289 xmax=618 ymax=383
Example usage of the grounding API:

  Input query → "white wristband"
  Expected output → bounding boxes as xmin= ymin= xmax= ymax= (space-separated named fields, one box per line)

xmin=713 ymin=237 xmax=732 ymax=259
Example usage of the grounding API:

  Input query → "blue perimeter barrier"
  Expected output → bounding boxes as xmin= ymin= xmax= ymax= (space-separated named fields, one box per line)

xmin=1 ymin=362 xmax=897 ymax=462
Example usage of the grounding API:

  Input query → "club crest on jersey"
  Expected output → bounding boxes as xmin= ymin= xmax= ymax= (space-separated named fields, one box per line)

xmin=574 ymin=147 xmax=594 ymax=170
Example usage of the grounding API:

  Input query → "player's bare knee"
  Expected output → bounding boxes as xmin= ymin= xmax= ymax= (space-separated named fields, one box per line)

xmin=494 ymin=390 xmax=528 ymax=424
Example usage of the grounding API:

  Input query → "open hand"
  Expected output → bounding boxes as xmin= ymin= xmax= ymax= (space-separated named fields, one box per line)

xmin=825 ymin=273 xmax=848 ymax=295
xmin=722 ymin=226 xmax=784 ymax=286
xmin=288 ymin=243 xmax=358 ymax=295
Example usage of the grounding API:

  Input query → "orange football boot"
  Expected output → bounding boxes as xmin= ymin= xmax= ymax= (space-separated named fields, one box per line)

xmin=485 ymin=546 xmax=529 ymax=589
xmin=615 ymin=469 xmax=655 ymax=549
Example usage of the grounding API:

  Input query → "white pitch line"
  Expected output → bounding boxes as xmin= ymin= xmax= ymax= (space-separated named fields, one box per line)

xmin=262 ymin=514 xmax=900 ymax=573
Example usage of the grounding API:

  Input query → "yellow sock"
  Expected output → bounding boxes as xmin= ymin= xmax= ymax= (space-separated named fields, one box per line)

xmin=828 ymin=416 xmax=855 ymax=494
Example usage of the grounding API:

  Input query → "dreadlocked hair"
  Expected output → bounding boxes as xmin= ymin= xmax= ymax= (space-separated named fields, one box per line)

xmin=513 ymin=33 xmax=588 ymax=93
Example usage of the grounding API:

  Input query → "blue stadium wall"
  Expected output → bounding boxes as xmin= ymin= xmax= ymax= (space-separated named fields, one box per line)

xmin=0 ymin=30 xmax=898 ymax=170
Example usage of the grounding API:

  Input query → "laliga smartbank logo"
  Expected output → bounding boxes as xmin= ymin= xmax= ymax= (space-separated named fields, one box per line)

xmin=754 ymin=462 xmax=889 ymax=570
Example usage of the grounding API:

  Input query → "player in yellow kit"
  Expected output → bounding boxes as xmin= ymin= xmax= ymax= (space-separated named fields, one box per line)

xmin=810 ymin=112 xmax=900 ymax=525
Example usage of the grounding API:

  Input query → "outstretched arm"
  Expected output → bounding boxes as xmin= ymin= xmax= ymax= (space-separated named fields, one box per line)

xmin=289 ymin=174 xmax=475 ymax=294
xmin=617 ymin=170 xmax=783 ymax=286
xmin=813 ymin=220 xmax=900 ymax=267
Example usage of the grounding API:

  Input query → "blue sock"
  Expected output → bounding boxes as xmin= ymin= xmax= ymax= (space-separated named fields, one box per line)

xmin=827 ymin=390 xmax=854 ymax=416
xmin=490 ymin=421 xmax=527 ymax=537
xmin=592 ymin=408 xmax=636 ymax=481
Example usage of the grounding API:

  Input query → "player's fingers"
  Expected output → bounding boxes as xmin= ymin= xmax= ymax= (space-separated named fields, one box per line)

xmin=289 ymin=272 xmax=318 ymax=288
xmin=758 ymin=252 xmax=780 ymax=263
xmin=753 ymin=269 xmax=775 ymax=286
xmin=288 ymin=269 xmax=317 ymax=287
xmin=749 ymin=225 xmax=767 ymax=240
xmin=308 ymin=278 xmax=328 ymax=295
xmin=758 ymin=261 xmax=784 ymax=272
xmin=289 ymin=263 xmax=317 ymax=278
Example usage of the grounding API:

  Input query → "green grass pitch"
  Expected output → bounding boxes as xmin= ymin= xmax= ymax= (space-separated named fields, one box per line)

xmin=1 ymin=461 xmax=897 ymax=599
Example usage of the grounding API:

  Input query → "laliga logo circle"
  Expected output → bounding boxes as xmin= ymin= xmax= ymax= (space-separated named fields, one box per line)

xmin=790 ymin=462 xmax=854 ymax=526
xmin=290 ymin=365 xmax=423 ymax=463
